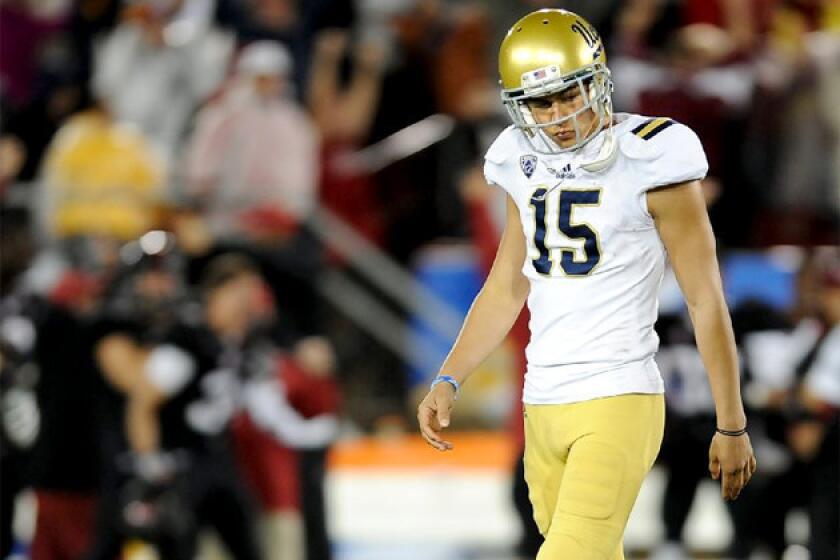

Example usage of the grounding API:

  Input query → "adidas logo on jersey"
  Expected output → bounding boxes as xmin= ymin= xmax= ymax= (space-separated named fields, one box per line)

xmin=546 ymin=163 xmax=575 ymax=180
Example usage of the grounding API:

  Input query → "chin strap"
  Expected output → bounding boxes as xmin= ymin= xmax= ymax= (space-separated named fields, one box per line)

xmin=579 ymin=127 xmax=618 ymax=172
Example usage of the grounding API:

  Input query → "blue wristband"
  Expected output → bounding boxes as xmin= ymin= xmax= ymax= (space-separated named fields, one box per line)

xmin=430 ymin=375 xmax=460 ymax=399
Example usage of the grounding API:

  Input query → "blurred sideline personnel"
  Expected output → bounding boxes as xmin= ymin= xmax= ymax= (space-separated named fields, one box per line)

xmin=0 ymin=262 xmax=102 ymax=559
xmin=97 ymin=253 xmax=264 ymax=560
xmin=233 ymin=343 xmax=340 ymax=560
xmin=791 ymin=262 xmax=840 ymax=559
xmin=417 ymin=9 xmax=756 ymax=560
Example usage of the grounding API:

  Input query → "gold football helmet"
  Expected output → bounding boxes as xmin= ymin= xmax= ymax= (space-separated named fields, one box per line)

xmin=499 ymin=9 xmax=613 ymax=155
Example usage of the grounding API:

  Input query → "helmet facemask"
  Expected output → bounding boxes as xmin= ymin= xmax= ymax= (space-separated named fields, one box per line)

xmin=502 ymin=63 xmax=614 ymax=155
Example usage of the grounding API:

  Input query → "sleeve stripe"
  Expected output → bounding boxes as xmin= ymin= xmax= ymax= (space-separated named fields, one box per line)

xmin=641 ymin=119 xmax=674 ymax=140
xmin=630 ymin=118 xmax=656 ymax=135
xmin=633 ymin=118 xmax=674 ymax=140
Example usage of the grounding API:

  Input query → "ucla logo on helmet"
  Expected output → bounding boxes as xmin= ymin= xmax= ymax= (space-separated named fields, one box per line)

xmin=520 ymin=155 xmax=537 ymax=178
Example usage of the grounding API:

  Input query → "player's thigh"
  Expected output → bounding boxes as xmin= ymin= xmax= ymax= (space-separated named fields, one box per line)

xmin=546 ymin=394 xmax=665 ymax=557
xmin=523 ymin=406 xmax=567 ymax=536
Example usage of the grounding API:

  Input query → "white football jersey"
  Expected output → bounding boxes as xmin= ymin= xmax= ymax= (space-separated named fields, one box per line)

xmin=484 ymin=113 xmax=709 ymax=405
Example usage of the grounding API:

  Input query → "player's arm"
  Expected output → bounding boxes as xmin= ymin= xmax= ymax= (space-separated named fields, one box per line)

xmin=97 ymin=336 xmax=164 ymax=452
xmin=97 ymin=335 xmax=149 ymax=394
xmin=98 ymin=338 xmax=193 ymax=453
xmin=125 ymin=375 xmax=165 ymax=454
xmin=648 ymin=180 xmax=757 ymax=500
xmin=418 ymin=193 xmax=530 ymax=451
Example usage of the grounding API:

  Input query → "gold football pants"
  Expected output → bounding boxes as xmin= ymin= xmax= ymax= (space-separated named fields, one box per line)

xmin=524 ymin=393 xmax=665 ymax=559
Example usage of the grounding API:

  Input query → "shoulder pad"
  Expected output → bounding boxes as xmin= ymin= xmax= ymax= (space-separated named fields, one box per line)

xmin=617 ymin=117 xmax=676 ymax=160
xmin=484 ymin=125 xmax=518 ymax=165
xmin=622 ymin=118 xmax=709 ymax=188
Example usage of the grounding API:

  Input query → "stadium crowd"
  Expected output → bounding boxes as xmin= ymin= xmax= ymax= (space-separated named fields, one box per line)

xmin=0 ymin=0 xmax=838 ymax=559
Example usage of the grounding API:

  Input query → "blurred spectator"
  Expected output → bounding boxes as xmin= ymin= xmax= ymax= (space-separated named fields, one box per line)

xmin=0 ymin=0 xmax=120 ymax=188
xmin=0 ymin=208 xmax=34 ymax=301
xmin=214 ymin=0 xmax=354 ymax=97
xmin=308 ymin=28 xmax=386 ymax=243
xmin=185 ymin=40 xmax=318 ymax=242
xmin=367 ymin=0 xmax=451 ymax=258
xmin=368 ymin=0 xmax=492 ymax=260
xmin=614 ymin=0 xmax=772 ymax=57
xmin=40 ymin=104 xmax=166 ymax=242
xmin=93 ymin=0 xmax=233 ymax=159
xmin=680 ymin=0 xmax=776 ymax=55
xmin=1 ymin=39 xmax=88 ymax=184
xmin=0 ymin=0 xmax=68 ymax=109
xmin=744 ymin=0 xmax=840 ymax=244
xmin=0 ymin=133 xmax=26 ymax=194
xmin=182 ymin=39 xmax=323 ymax=336
xmin=432 ymin=4 xmax=495 ymax=122
xmin=66 ymin=0 xmax=121 ymax=90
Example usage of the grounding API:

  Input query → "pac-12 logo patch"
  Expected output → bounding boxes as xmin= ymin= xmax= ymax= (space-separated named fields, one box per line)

xmin=520 ymin=154 xmax=537 ymax=178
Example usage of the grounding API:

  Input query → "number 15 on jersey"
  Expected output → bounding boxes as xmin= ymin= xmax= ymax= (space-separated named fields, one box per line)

xmin=528 ymin=187 xmax=602 ymax=276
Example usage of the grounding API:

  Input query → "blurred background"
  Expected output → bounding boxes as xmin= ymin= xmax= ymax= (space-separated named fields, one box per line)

xmin=0 ymin=0 xmax=839 ymax=559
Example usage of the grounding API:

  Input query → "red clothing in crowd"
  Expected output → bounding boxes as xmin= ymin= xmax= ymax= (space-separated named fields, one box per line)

xmin=233 ymin=356 xmax=340 ymax=512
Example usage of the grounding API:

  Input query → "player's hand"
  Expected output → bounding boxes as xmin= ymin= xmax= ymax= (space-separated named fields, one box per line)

xmin=708 ymin=431 xmax=757 ymax=501
xmin=417 ymin=384 xmax=456 ymax=452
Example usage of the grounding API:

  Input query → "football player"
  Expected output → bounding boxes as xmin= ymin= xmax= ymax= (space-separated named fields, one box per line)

xmin=97 ymin=253 xmax=265 ymax=560
xmin=417 ymin=9 xmax=757 ymax=559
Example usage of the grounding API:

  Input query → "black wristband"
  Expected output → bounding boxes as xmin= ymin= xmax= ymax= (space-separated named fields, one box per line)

xmin=716 ymin=426 xmax=748 ymax=437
